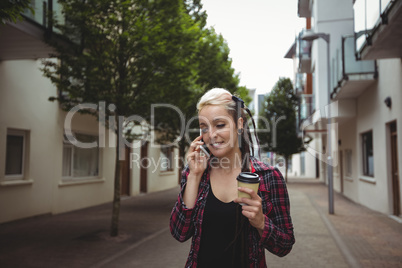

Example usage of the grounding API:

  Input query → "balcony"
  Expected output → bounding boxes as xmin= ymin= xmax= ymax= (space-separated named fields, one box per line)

xmin=295 ymin=73 xmax=306 ymax=95
xmin=354 ymin=0 xmax=402 ymax=60
xmin=297 ymin=29 xmax=313 ymax=73
xmin=331 ymin=36 xmax=377 ymax=100
xmin=299 ymin=94 xmax=314 ymax=122
xmin=298 ymin=0 xmax=312 ymax=17
xmin=296 ymin=94 xmax=315 ymax=137
xmin=0 ymin=0 xmax=63 ymax=60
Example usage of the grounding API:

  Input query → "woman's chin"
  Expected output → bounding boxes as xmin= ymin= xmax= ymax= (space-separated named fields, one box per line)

xmin=210 ymin=148 xmax=231 ymax=158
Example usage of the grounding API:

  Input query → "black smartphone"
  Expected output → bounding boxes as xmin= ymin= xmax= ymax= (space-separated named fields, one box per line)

xmin=200 ymin=130 xmax=211 ymax=158
xmin=200 ymin=140 xmax=211 ymax=158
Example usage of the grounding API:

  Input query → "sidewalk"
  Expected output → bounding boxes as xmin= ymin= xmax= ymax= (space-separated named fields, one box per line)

xmin=0 ymin=179 xmax=401 ymax=267
xmin=289 ymin=178 xmax=402 ymax=268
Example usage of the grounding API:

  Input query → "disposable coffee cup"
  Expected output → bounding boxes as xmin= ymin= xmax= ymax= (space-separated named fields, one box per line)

xmin=237 ymin=172 xmax=260 ymax=205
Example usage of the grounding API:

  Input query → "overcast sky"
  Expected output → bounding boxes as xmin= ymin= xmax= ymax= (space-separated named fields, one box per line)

xmin=201 ymin=0 xmax=305 ymax=95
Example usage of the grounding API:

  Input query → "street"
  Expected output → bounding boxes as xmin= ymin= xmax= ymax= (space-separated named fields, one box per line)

xmin=0 ymin=178 xmax=401 ymax=267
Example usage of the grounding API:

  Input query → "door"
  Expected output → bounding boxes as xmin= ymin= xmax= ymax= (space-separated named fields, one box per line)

xmin=140 ymin=141 xmax=148 ymax=193
xmin=390 ymin=122 xmax=400 ymax=216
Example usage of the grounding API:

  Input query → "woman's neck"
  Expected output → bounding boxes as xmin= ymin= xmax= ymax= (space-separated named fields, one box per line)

xmin=212 ymin=148 xmax=243 ymax=172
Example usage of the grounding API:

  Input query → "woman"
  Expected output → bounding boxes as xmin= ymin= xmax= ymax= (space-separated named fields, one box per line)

xmin=170 ymin=88 xmax=295 ymax=267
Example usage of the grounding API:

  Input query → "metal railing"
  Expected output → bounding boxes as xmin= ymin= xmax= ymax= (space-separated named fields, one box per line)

xmin=297 ymin=29 xmax=313 ymax=73
xmin=295 ymin=73 xmax=306 ymax=95
xmin=23 ymin=0 xmax=64 ymax=32
xmin=354 ymin=0 xmax=395 ymax=54
xmin=332 ymin=35 xmax=377 ymax=93
xmin=296 ymin=94 xmax=314 ymax=135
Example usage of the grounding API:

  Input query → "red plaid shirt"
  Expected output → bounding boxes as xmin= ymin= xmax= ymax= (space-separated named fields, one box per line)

xmin=170 ymin=157 xmax=295 ymax=267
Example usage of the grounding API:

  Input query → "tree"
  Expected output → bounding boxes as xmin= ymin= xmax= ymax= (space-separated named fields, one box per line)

xmin=258 ymin=77 xmax=304 ymax=181
xmin=42 ymin=0 xmax=202 ymax=237
xmin=153 ymin=25 xmax=252 ymax=181
xmin=0 ymin=0 xmax=33 ymax=25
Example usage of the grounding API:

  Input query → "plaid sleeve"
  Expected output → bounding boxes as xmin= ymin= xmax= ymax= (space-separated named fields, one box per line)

xmin=169 ymin=166 xmax=196 ymax=242
xmin=259 ymin=168 xmax=295 ymax=257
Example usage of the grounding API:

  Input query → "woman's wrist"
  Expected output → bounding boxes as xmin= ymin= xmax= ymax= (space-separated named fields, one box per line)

xmin=188 ymin=171 xmax=203 ymax=182
xmin=257 ymin=216 xmax=266 ymax=237
xmin=183 ymin=173 xmax=202 ymax=209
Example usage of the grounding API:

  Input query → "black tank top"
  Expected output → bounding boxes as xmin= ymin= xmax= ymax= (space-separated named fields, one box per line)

xmin=197 ymin=187 xmax=242 ymax=268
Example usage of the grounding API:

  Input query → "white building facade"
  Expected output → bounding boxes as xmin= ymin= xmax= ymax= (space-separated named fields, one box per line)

xmin=293 ymin=0 xmax=402 ymax=218
xmin=0 ymin=1 xmax=180 ymax=223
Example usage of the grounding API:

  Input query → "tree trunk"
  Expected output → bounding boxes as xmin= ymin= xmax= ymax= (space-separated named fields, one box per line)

xmin=110 ymin=119 xmax=121 ymax=237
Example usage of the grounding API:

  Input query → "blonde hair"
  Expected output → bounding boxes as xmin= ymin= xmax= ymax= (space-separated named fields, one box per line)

xmin=196 ymin=88 xmax=236 ymax=113
xmin=197 ymin=88 xmax=260 ymax=171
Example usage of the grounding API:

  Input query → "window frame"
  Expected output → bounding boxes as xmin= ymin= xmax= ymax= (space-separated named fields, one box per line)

xmin=160 ymin=147 xmax=174 ymax=172
xmin=62 ymin=132 xmax=100 ymax=180
xmin=5 ymin=129 xmax=27 ymax=180
xmin=361 ymin=130 xmax=374 ymax=177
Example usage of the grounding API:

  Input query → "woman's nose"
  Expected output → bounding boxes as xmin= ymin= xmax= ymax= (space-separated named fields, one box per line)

xmin=209 ymin=128 xmax=217 ymax=139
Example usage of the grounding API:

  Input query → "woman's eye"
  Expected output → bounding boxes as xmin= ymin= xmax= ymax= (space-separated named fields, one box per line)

xmin=216 ymin=124 xmax=225 ymax=128
xmin=201 ymin=128 xmax=208 ymax=133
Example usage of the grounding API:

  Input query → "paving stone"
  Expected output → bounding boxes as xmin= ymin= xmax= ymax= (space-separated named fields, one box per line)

xmin=0 ymin=178 xmax=401 ymax=267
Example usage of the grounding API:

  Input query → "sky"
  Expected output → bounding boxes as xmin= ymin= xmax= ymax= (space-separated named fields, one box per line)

xmin=201 ymin=0 xmax=305 ymax=95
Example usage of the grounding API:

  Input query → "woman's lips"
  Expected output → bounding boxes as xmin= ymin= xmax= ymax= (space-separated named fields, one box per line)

xmin=210 ymin=141 xmax=225 ymax=148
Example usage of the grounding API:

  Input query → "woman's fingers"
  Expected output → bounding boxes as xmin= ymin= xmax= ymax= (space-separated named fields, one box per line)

xmin=186 ymin=136 xmax=208 ymax=174
xmin=189 ymin=136 xmax=204 ymax=152
xmin=233 ymin=187 xmax=265 ymax=231
xmin=234 ymin=187 xmax=261 ymax=206
xmin=187 ymin=151 xmax=207 ymax=165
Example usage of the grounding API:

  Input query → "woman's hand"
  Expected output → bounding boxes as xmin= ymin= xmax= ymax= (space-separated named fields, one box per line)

xmin=186 ymin=135 xmax=208 ymax=177
xmin=234 ymin=187 xmax=265 ymax=236
xmin=183 ymin=136 xmax=208 ymax=209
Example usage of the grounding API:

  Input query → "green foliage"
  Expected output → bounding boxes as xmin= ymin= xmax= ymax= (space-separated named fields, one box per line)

xmin=43 ymin=0 xmax=251 ymax=142
xmin=42 ymin=0 xmax=207 ymax=237
xmin=236 ymin=86 xmax=252 ymax=106
xmin=183 ymin=0 xmax=207 ymax=28
xmin=154 ymin=19 xmax=252 ymax=148
xmin=41 ymin=0 xmax=252 ymax=236
xmin=43 ymin=0 xmax=200 ymax=122
xmin=258 ymin=77 xmax=304 ymax=159
xmin=0 ymin=0 xmax=34 ymax=24
xmin=195 ymin=27 xmax=239 ymax=92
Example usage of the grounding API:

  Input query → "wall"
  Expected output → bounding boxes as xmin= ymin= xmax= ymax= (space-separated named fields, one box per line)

xmin=53 ymin=111 xmax=115 ymax=214
xmin=338 ymin=118 xmax=359 ymax=203
xmin=0 ymin=59 xmax=115 ymax=223
xmin=146 ymin=145 xmax=179 ymax=193
xmin=355 ymin=59 xmax=402 ymax=214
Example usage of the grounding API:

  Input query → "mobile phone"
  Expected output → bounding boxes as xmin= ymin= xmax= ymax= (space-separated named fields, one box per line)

xmin=200 ymin=141 xmax=211 ymax=158
xmin=200 ymin=130 xmax=211 ymax=158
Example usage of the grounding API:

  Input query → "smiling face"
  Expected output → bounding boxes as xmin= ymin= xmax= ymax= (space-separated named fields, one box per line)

xmin=198 ymin=105 xmax=242 ymax=159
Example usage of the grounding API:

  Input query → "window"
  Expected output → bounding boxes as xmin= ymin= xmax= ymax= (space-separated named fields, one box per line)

xmin=362 ymin=131 xmax=374 ymax=177
xmin=5 ymin=130 xmax=27 ymax=178
xmin=62 ymin=133 xmax=99 ymax=178
xmin=345 ymin=149 xmax=352 ymax=178
xmin=160 ymin=147 xmax=174 ymax=172
xmin=300 ymin=152 xmax=305 ymax=176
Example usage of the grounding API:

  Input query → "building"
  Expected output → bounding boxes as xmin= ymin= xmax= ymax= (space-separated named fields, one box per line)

xmin=284 ymin=21 xmax=317 ymax=179
xmin=0 ymin=1 xmax=179 ymax=223
xmin=290 ymin=0 xmax=401 ymax=218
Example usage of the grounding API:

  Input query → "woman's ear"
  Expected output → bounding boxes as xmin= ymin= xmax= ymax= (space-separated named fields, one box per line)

xmin=237 ymin=117 xmax=244 ymax=130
